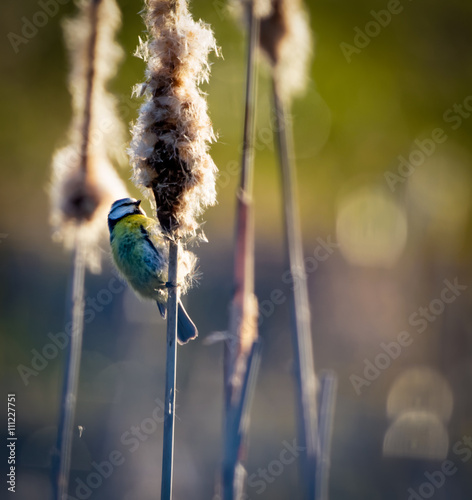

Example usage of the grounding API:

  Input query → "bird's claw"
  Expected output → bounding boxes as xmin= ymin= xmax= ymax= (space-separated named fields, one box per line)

xmin=165 ymin=281 xmax=180 ymax=288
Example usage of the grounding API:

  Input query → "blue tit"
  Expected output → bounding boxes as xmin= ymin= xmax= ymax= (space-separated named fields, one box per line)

xmin=107 ymin=197 xmax=198 ymax=344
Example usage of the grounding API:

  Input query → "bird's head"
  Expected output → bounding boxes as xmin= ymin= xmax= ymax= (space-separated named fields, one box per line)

xmin=108 ymin=198 xmax=146 ymax=231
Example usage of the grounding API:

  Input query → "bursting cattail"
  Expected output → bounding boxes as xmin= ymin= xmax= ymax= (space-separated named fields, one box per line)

xmin=126 ymin=4 xmax=220 ymax=496
xmin=259 ymin=0 xmax=312 ymax=102
xmin=50 ymin=0 xmax=128 ymax=271
xmin=129 ymin=0 xmax=219 ymax=237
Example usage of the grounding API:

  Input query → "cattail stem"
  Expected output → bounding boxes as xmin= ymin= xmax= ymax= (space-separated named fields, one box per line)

xmin=230 ymin=340 xmax=263 ymax=458
xmin=52 ymin=236 xmax=86 ymax=500
xmin=80 ymin=0 xmax=101 ymax=176
xmin=272 ymin=79 xmax=319 ymax=500
xmin=223 ymin=3 xmax=260 ymax=499
xmin=161 ymin=238 xmax=180 ymax=500
xmin=239 ymin=0 xmax=260 ymax=197
xmin=315 ymin=372 xmax=337 ymax=500
xmin=231 ymin=0 xmax=260 ymax=306
xmin=227 ymin=0 xmax=259 ymax=408
xmin=223 ymin=339 xmax=262 ymax=500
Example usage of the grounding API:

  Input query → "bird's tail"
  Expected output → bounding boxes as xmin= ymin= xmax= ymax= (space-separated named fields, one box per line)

xmin=177 ymin=300 xmax=198 ymax=344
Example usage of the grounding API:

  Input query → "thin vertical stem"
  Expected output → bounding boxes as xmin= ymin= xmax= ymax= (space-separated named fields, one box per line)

xmin=223 ymin=3 xmax=260 ymax=500
xmin=231 ymin=0 xmax=260 ymax=318
xmin=223 ymin=340 xmax=262 ymax=500
xmin=52 ymin=236 xmax=86 ymax=500
xmin=272 ymin=81 xmax=319 ymax=500
xmin=239 ymin=0 xmax=259 ymax=197
xmin=161 ymin=238 xmax=180 ymax=500
xmin=233 ymin=340 xmax=263 ymax=450
xmin=315 ymin=372 xmax=337 ymax=500
xmin=80 ymin=0 xmax=101 ymax=176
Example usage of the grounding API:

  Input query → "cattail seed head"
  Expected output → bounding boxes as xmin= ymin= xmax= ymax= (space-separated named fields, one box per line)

xmin=50 ymin=0 xmax=129 ymax=272
xmin=129 ymin=0 xmax=219 ymax=237
xmin=228 ymin=0 xmax=273 ymax=20
xmin=259 ymin=0 xmax=313 ymax=102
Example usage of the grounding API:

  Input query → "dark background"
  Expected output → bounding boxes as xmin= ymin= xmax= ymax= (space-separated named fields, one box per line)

xmin=1 ymin=0 xmax=472 ymax=498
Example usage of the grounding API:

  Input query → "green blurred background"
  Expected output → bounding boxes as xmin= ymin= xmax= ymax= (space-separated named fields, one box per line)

xmin=1 ymin=0 xmax=472 ymax=498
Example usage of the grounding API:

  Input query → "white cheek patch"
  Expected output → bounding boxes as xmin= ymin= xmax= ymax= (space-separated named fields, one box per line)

xmin=109 ymin=204 xmax=136 ymax=221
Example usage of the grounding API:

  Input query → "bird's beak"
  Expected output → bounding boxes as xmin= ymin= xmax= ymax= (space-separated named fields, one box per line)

xmin=135 ymin=200 xmax=141 ymax=206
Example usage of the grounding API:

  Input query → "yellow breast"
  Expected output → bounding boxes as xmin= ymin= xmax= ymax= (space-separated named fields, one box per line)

xmin=110 ymin=214 xmax=167 ymax=300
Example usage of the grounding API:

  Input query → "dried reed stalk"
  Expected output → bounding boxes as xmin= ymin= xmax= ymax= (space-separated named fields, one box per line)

xmin=223 ymin=2 xmax=262 ymax=499
xmin=49 ymin=0 xmax=128 ymax=498
xmin=52 ymin=237 xmax=86 ymax=500
xmin=316 ymin=372 xmax=337 ymax=500
xmin=272 ymin=84 xmax=319 ymax=499
xmin=259 ymin=1 xmax=321 ymax=499
xmin=129 ymin=2 xmax=218 ymax=498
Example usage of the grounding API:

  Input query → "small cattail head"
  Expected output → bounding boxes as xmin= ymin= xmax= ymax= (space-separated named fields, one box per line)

xmin=228 ymin=0 xmax=273 ymax=20
xmin=50 ymin=0 xmax=129 ymax=271
xmin=58 ymin=167 xmax=101 ymax=222
xmin=51 ymin=147 xmax=128 ymax=272
xmin=129 ymin=0 xmax=219 ymax=237
xmin=259 ymin=0 xmax=313 ymax=102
